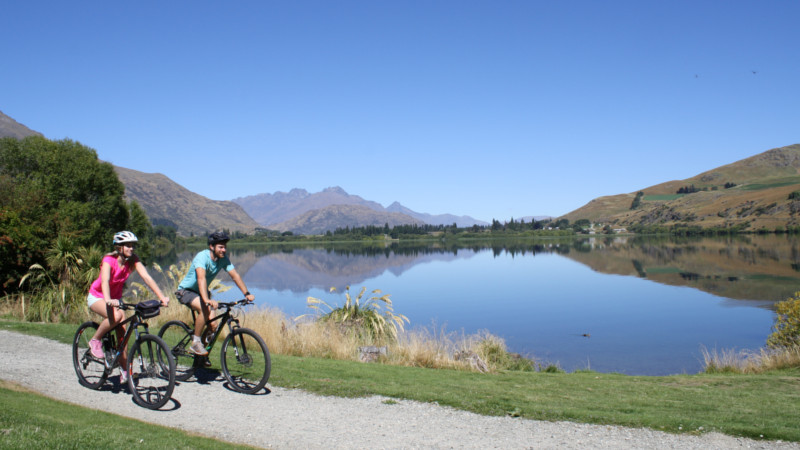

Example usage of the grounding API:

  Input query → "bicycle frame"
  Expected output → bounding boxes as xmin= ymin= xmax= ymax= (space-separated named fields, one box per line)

xmin=190 ymin=301 xmax=243 ymax=352
xmin=102 ymin=302 xmax=154 ymax=370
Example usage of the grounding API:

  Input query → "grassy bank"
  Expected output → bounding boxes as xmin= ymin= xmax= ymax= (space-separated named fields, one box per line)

xmin=2 ymin=320 xmax=799 ymax=443
xmin=0 ymin=380 xmax=254 ymax=449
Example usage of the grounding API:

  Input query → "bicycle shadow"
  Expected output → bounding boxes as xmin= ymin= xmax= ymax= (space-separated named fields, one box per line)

xmin=221 ymin=381 xmax=271 ymax=396
xmin=184 ymin=368 xmax=271 ymax=396
xmin=192 ymin=367 xmax=224 ymax=385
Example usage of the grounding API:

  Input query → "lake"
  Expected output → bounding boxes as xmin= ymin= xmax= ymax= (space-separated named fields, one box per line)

xmin=163 ymin=235 xmax=800 ymax=375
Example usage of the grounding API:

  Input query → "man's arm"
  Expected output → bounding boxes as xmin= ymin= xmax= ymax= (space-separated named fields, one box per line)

xmin=228 ymin=269 xmax=255 ymax=303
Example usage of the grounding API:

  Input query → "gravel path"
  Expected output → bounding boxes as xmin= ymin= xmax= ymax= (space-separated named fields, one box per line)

xmin=1 ymin=330 xmax=797 ymax=449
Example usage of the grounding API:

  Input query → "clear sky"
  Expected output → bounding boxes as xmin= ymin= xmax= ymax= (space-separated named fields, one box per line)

xmin=3 ymin=1 xmax=798 ymax=222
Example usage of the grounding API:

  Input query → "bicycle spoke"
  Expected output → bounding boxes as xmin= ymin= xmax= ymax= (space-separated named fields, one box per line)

xmin=158 ymin=321 xmax=196 ymax=382
xmin=128 ymin=335 xmax=175 ymax=410
xmin=72 ymin=322 xmax=108 ymax=389
xmin=221 ymin=328 xmax=270 ymax=394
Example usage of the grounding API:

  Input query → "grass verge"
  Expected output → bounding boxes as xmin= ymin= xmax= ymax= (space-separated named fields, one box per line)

xmin=2 ymin=319 xmax=799 ymax=443
xmin=0 ymin=380 xmax=253 ymax=449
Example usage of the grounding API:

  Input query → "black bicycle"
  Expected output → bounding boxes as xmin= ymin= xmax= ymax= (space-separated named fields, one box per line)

xmin=158 ymin=299 xmax=271 ymax=394
xmin=72 ymin=299 xmax=176 ymax=410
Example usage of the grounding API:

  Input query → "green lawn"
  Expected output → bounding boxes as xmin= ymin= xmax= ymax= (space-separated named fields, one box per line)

xmin=643 ymin=194 xmax=685 ymax=201
xmin=739 ymin=177 xmax=800 ymax=191
xmin=0 ymin=381 xmax=254 ymax=449
xmin=2 ymin=319 xmax=799 ymax=443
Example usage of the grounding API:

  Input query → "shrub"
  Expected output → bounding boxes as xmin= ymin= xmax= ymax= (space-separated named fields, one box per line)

xmin=304 ymin=286 xmax=409 ymax=343
xmin=473 ymin=331 xmax=535 ymax=372
xmin=767 ymin=292 xmax=800 ymax=349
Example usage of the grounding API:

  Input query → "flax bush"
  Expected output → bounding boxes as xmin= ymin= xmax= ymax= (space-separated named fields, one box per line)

xmin=303 ymin=286 xmax=409 ymax=343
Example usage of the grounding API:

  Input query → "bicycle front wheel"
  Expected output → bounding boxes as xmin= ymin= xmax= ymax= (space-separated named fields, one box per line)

xmin=72 ymin=321 xmax=108 ymax=389
xmin=220 ymin=328 xmax=271 ymax=394
xmin=158 ymin=320 xmax=196 ymax=382
xmin=127 ymin=334 xmax=176 ymax=410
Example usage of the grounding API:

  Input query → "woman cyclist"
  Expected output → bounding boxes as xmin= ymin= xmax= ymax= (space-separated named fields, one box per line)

xmin=86 ymin=231 xmax=170 ymax=382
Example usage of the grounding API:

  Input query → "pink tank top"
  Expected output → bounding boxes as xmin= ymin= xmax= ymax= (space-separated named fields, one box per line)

xmin=88 ymin=255 xmax=136 ymax=299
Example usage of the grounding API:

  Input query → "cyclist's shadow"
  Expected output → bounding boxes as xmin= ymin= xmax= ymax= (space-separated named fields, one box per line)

xmin=193 ymin=367 xmax=224 ymax=385
xmin=191 ymin=368 xmax=271 ymax=396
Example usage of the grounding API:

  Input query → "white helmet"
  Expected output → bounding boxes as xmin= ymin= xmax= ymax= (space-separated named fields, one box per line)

xmin=113 ymin=231 xmax=138 ymax=245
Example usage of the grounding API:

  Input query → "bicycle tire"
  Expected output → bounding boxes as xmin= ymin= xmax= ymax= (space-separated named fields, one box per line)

xmin=158 ymin=320 xmax=196 ymax=382
xmin=220 ymin=328 xmax=271 ymax=394
xmin=72 ymin=321 xmax=108 ymax=389
xmin=127 ymin=334 xmax=176 ymax=410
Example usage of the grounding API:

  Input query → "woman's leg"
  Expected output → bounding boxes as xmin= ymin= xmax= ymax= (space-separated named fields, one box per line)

xmin=89 ymin=300 xmax=115 ymax=340
xmin=89 ymin=301 xmax=127 ymax=368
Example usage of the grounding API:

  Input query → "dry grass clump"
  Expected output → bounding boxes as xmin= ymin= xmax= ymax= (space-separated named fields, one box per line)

xmin=702 ymin=345 xmax=800 ymax=374
xmin=386 ymin=326 xmax=469 ymax=370
xmin=240 ymin=308 xmax=535 ymax=373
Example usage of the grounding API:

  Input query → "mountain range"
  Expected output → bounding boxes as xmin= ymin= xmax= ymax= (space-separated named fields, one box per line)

xmin=232 ymin=187 xmax=488 ymax=230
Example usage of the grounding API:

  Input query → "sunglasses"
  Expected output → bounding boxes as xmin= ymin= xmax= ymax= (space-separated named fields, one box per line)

xmin=122 ymin=243 xmax=137 ymax=248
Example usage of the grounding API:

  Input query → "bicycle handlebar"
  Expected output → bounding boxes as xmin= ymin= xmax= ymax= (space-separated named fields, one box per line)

xmin=215 ymin=298 xmax=254 ymax=309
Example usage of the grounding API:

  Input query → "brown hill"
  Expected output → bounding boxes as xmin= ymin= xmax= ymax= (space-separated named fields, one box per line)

xmin=561 ymin=144 xmax=800 ymax=230
xmin=114 ymin=166 xmax=260 ymax=236
xmin=0 ymin=110 xmax=42 ymax=139
xmin=270 ymin=204 xmax=425 ymax=235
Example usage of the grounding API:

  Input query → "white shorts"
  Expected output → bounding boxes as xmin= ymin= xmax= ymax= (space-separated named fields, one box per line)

xmin=87 ymin=294 xmax=118 ymax=308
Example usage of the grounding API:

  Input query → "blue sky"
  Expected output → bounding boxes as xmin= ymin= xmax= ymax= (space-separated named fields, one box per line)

xmin=3 ymin=1 xmax=798 ymax=221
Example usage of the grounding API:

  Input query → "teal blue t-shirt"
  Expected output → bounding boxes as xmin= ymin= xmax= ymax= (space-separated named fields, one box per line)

xmin=178 ymin=249 xmax=235 ymax=292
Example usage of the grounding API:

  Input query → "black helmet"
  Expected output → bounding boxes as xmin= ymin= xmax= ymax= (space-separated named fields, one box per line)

xmin=207 ymin=231 xmax=230 ymax=246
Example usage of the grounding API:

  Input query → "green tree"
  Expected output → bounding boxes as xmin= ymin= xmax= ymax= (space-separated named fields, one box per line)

xmin=0 ymin=136 xmax=132 ymax=294
xmin=127 ymin=200 xmax=153 ymax=261
xmin=630 ymin=191 xmax=644 ymax=209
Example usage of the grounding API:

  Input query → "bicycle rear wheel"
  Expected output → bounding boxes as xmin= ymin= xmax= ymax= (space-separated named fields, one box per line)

xmin=127 ymin=334 xmax=175 ymax=410
xmin=220 ymin=328 xmax=271 ymax=394
xmin=72 ymin=321 xmax=108 ymax=389
xmin=158 ymin=320 xmax=196 ymax=381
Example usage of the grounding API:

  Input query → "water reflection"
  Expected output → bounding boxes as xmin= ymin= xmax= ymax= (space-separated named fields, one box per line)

xmin=156 ymin=235 xmax=799 ymax=375
xmin=222 ymin=235 xmax=800 ymax=306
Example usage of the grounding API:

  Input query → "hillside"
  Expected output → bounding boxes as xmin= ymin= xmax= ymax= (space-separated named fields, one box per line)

xmin=0 ymin=110 xmax=42 ymax=139
xmin=561 ymin=144 xmax=800 ymax=230
xmin=269 ymin=204 xmax=426 ymax=235
xmin=114 ymin=166 xmax=260 ymax=236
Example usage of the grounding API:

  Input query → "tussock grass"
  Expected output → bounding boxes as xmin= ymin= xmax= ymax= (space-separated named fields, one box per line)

xmin=233 ymin=308 xmax=535 ymax=372
xmin=702 ymin=345 xmax=800 ymax=374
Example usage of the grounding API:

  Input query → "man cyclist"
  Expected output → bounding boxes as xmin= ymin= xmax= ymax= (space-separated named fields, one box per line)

xmin=175 ymin=231 xmax=255 ymax=356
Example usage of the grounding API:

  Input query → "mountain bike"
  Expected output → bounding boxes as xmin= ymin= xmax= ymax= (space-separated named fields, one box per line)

xmin=158 ymin=298 xmax=271 ymax=394
xmin=72 ymin=299 xmax=176 ymax=410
